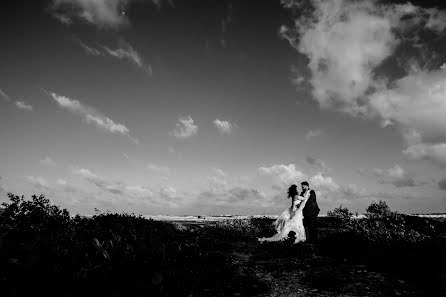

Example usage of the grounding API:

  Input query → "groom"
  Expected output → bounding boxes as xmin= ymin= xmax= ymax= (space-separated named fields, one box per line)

xmin=300 ymin=181 xmax=320 ymax=243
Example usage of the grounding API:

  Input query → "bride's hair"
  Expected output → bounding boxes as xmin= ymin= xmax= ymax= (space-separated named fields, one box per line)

xmin=287 ymin=184 xmax=298 ymax=198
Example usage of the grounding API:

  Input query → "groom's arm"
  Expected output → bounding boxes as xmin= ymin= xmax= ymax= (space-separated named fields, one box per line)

xmin=296 ymin=190 xmax=310 ymax=201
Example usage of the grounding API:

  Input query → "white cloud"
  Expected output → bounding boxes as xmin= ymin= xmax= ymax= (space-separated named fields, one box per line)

xmin=305 ymin=129 xmax=323 ymax=140
xmin=102 ymin=41 xmax=152 ymax=75
xmin=359 ymin=165 xmax=425 ymax=187
xmin=15 ymin=101 xmax=33 ymax=111
xmin=258 ymin=163 xmax=306 ymax=190
xmin=283 ymin=0 xmax=399 ymax=113
xmin=213 ymin=118 xmax=234 ymax=135
xmin=306 ymin=156 xmax=328 ymax=171
xmin=0 ymin=88 xmax=11 ymax=102
xmin=160 ymin=186 xmax=177 ymax=199
xmin=75 ymin=39 xmax=152 ymax=75
xmin=56 ymin=179 xmax=67 ymax=186
xmin=310 ymin=172 xmax=340 ymax=192
xmin=75 ymin=38 xmax=102 ymax=56
xmin=197 ymin=185 xmax=266 ymax=208
xmin=283 ymin=0 xmax=446 ymax=166
xmin=167 ymin=146 xmax=175 ymax=153
xmin=26 ymin=176 xmax=52 ymax=190
xmin=75 ymin=168 xmax=157 ymax=200
xmin=368 ymin=68 xmax=446 ymax=143
xmin=125 ymin=185 xmax=154 ymax=198
xmin=47 ymin=91 xmax=137 ymax=142
xmin=213 ymin=168 xmax=225 ymax=178
xmin=40 ymin=156 xmax=57 ymax=167
xmin=50 ymin=0 xmax=131 ymax=28
xmin=403 ymin=142 xmax=446 ymax=167
xmin=170 ymin=116 xmax=198 ymax=139
xmin=146 ymin=163 xmax=170 ymax=175
xmin=0 ymin=176 xmax=6 ymax=194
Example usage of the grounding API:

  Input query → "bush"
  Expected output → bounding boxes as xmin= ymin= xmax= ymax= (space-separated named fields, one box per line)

xmin=365 ymin=200 xmax=393 ymax=218
xmin=0 ymin=193 xmax=268 ymax=297
xmin=327 ymin=205 xmax=352 ymax=222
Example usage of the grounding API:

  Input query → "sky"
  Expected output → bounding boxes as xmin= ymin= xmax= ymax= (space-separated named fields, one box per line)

xmin=1 ymin=0 xmax=446 ymax=216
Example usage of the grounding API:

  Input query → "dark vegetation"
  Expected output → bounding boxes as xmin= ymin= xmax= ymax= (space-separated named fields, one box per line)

xmin=1 ymin=193 xmax=445 ymax=296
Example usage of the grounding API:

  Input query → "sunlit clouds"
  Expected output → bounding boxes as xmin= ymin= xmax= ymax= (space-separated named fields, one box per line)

xmin=170 ymin=116 xmax=198 ymax=139
xmin=47 ymin=91 xmax=138 ymax=143
xmin=75 ymin=38 xmax=152 ymax=75
xmin=15 ymin=101 xmax=33 ymax=111
xmin=213 ymin=118 xmax=234 ymax=135
xmin=50 ymin=0 xmax=132 ymax=28
xmin=282 ymin=0 xmax=446 ymax=166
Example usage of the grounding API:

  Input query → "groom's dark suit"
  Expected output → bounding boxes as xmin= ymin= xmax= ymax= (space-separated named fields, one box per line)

xmin=303 ymin=190 xmax=320 ymax=242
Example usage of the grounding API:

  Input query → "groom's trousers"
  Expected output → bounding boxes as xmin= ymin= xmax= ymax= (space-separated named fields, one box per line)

xmin=303 ymin=215 xmax=318 ymax=242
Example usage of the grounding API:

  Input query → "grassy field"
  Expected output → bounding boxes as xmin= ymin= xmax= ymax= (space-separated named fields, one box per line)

xmin=1 ymin=193 xmax=445 ymax=296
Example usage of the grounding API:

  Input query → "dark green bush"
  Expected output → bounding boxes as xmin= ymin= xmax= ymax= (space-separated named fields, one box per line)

xmin=365 ymin=200 xmax=393 ymax=218
xmin=0 ymin=193 xmax=267 ymax=297
xmin=327 ymin=205 xmax=352 ymax=222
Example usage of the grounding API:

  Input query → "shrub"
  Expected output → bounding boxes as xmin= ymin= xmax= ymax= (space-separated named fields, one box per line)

xmin=365 ymin=200 xmax=393 ymax=218
xmin=327 ymin=205 xmax=352 ymax=222
xmin=0 ymin=193 xmax=268 ymax=297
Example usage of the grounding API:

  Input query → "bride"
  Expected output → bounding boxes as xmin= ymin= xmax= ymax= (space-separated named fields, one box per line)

xmin=258 ymin=184 xmax=311 ymax=244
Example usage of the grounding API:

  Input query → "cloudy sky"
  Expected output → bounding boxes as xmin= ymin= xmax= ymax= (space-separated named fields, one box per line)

xmin=1 ymin=0 xmax=446 ymax=216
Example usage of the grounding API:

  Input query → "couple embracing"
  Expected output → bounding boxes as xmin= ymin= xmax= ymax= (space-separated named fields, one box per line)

xmin=258 ymin=181 xmax=320 ymax=244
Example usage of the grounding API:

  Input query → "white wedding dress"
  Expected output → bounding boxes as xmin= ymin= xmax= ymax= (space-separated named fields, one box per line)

xmin=258 ymin=190 xmax=310 ymax=244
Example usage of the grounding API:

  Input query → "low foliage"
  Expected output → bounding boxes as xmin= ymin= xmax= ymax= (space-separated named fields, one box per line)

xmin=0 ymin=193 xmax=266 ymax=297
xmin=1 ymin=193 xmax=444 ymax=296
xmin=327 ymin=205 xmax=352 ymax=222
xmin=320 ymin=202 xmax=445 ymax=288
xmin=365 ymin=200 xmax=393 ymax=218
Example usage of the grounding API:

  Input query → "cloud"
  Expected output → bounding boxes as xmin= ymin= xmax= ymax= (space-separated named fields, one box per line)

xmin=50 ymin=0 xmax=131 ymax=28
xmin=102 ymin=41 xmax=152 ymax=75
xmin=305 ymin=129 xmax=323 ymax=140
xmin=146 ymin=163 xmax=170 ymax=175
xmin=198 ymin=186 xmax=266 ymax=208
xmin=310 ymin=172 xmax=340 ymax=192
xmin=402 ymin=138 xmax=446 ymax=167
xmin=226 ymin=187 xmax=266 ymax=203
xmin=368 ymin=68 xmax=446 ymax=135
xmin=213 ymin=118 xmax=234 ymax=135
xmin=160 ymin=186 xmax=177 ymax=199
xmin=358 ymin=165 xmax=425 ymax=188
xmin=75 ymin=168 xmax=124 ymax=195
xmin=75 ymin=39 xmax=152 ymax=75
xmin=125 ymin=185 xmax=154 ymax=198
xmin=438 ymin=179 xmax=446 ymax=190
xmin=56 ymin=179 xmax=67 ymax=186
xmin=75 ymin=168 xmax=158 ymax=202
xmin=170 ymin=116 xmax=198 ymax=139
xmin=47 ymin=91 xmax=138 ymax=142
xmin=213 ymin=168 xmax=225 ymax=178
xmin=26 ymin=176 xmax=53 ymax=191
xmin=0 ymin=178 xmax=5 ymax=194
xmin=75 ymin=38 xmax=102 ymax=56
xmin=0 ymin=88 xmax=11 ymax=102
xmin=167 ymin=146 xmax=175 ymax=153
xmin=40 ymin=156 xmax=57 ymax=167
xmin=282 ymin=0 xmax=446 ymax=165
xmin=258 ymin=163 xmax=306 ymax=190
xmin=306 ymin=156 xmax=328 ymax=171
xmin=15 ymin=101 xmax=33 ymax=111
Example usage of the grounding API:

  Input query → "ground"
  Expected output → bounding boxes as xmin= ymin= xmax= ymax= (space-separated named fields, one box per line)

xmin=178 ymin=221 xmax=446 ymax=297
